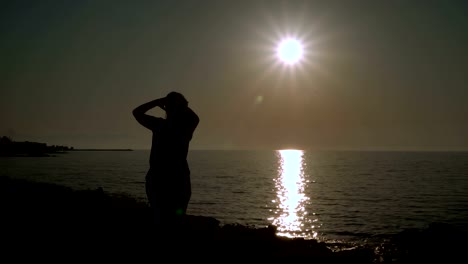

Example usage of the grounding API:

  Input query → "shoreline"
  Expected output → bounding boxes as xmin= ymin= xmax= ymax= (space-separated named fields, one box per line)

xmin=1 ymin=176 xmax=465 ymax=262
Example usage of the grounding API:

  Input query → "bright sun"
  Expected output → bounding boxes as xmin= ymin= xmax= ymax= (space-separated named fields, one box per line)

xmin=276 ymin=38 xmax=304 ymax=65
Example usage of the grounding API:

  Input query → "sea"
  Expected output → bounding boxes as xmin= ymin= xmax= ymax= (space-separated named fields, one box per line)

xmin=1 ymin=149 xmax=468 ymax=248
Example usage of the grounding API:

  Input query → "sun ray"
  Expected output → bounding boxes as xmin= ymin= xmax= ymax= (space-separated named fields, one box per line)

xmin=244 ymin=5 xmax=341 ymax=100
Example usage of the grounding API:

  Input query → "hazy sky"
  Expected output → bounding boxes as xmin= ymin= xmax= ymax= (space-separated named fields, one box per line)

xmin=1 ymin=0 xmax=467 ymax=150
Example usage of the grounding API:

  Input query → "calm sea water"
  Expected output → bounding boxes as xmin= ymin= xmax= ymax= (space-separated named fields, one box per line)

xmin=1 ymin=150 xmax=468 ymax=245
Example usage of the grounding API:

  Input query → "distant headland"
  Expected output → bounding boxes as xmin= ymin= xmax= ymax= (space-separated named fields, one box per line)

xmin=0 ymin=136 xmax=73 ymax=157
xmin=0 ymin=136 xmax=135 ymax=157
xmin=72 ymin=149 xmax=133 ymax=151
xmin=0 ymin=136 xmax=134 ymax=156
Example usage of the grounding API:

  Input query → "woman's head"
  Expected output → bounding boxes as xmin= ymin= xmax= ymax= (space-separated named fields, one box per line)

xmin=165 ymin=91 xmax=188 ymax=117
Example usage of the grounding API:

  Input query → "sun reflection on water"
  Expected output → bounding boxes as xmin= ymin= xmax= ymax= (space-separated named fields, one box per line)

xmin=269 ymin=149 xmax=318 ymax=239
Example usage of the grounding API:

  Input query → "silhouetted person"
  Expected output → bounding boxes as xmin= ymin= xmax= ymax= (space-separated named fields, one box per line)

xmin=133 ymin=92 xmax=199 ymax=234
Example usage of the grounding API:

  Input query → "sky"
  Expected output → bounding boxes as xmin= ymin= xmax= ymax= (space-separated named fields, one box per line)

xmin=1 ymin=0 xmax=467 ymax=151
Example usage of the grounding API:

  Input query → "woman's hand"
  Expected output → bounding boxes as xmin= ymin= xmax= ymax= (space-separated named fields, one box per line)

xmin=158 ymin=97 xmax=167 ymax=110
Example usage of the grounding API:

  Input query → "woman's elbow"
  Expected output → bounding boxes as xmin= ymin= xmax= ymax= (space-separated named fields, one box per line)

xmin=132 ymin=108 xmax=141 ymax=118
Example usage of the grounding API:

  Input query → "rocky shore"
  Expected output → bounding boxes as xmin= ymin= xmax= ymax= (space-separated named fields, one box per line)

xmin=1 ymin=176 xmax=464 ymax=263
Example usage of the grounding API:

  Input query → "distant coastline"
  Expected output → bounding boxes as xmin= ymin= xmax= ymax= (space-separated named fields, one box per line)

xmin=0 ymin=136 xmax=135 ymax=156
xmin=72 ymin=149 xmax=133 ymax=151
xmin=0 ymin=136 xmax=73 ymax=157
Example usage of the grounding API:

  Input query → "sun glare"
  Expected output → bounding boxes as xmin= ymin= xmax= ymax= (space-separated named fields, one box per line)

xmin=270 ymin=149 xmax=317 ymax=239
xmin=276 ymin=38 xmax=304 ymax=65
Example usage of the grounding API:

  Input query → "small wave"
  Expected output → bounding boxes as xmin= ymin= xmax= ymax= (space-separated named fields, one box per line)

xmin=192 ymin=202 xmax=217 ymax=205
xmin=328 ymin=231 xmax=373 ymax=238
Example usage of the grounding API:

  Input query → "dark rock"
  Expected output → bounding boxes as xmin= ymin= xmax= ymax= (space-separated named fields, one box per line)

xmin=1 ymin=176 xmax=378 ymax=263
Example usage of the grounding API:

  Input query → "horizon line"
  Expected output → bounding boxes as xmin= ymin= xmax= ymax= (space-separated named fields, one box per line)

xmin=76 ymin=148 xmax=468 ymax=152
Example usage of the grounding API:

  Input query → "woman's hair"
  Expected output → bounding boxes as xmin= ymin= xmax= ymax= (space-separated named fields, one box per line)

xmin=166 ymin=91 xmax=188 ymax=109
